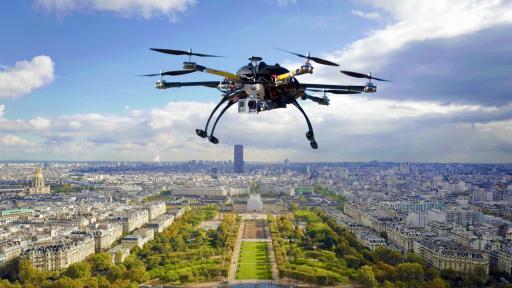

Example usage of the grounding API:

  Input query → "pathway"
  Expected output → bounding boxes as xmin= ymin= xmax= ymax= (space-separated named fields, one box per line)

xmin=227 ymin=220 xmax=245 ymax=281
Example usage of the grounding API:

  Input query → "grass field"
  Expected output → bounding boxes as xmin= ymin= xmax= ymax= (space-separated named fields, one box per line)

xmin=236 ymin=241 xmax=272 ymax=280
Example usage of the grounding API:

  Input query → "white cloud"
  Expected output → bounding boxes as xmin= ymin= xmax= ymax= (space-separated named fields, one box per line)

xmin=0 ymin=135 xmax=30 ymax=146
xmin=0 ymin=94 xmax=511 ymax=162
xmin=351 ymin=10 xmax=381 ymax=20
xmin=307 ymin=0 xmax=512 ymax=76
xmin=35 ymin=0 xmax=196 ymax=19
xmin=0 ymin=104 xmax=5 ymax=118
xmin=0 ymin=56 xmax=55 ymax=98
xmin=274 ymin=0 xmax=297 ymax=6
xmin=30 ymin=117 xmax=52 ymax=130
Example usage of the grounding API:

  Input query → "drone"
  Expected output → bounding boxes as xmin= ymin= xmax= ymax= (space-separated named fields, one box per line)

xmin=141 ymin=48 xmax=390 ymax=149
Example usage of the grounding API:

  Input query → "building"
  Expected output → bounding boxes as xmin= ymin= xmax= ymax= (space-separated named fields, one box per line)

xmin=234 ymin=144 xmax=244 ymax=173
xmin=413 ymin=238 xmax=489 ymax=275
xmin=357 ymin=232 xmax=386 ymax=251
xmin=172 ymin=186 xmax=227 ymax=197
xmin=93 ymin=223 xmax=123 ymax=252
xmin=0 ymin=241 xmax=21 ymax=274
xmin=148 ymin=213 xmax=174 ymax=233
xmin=108 ymin=245 xmax=130 ymax=264
xmin=490 ymin=248 xmax=512 ymax=275
xmin=232 ymin=195 xmax=286 ymax=213
xmin=109 ymin=210 xmax=149 ymax=233
xmin=22 ymin=233 xmax=95 ymax=271
xmin=145 ymin=201 xmax=166 ymax=220
xmin=24 ymin=167 xmax=50 ymax=194
xmin=121 ymin=228 xmax=154 ymax=249
xmin=0 ymin=208 xmax=34 ymax=220
xmin=386 ymin=225 xmax=422 ymax=253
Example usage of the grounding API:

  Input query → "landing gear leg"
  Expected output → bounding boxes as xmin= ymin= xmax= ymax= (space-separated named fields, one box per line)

xmin=290 ymin=99 xmax=318 ymax=149
xmin=208 ymin=100 xmax=237 ymax=144
xmin=196 ymin=96 xmax=228 ymax=138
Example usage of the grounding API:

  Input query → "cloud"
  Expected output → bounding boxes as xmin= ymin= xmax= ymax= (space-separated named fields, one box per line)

xmin=35 ymin=0 xmax=196 ymax=19
xmin=351 ymin=10 xmax=381 ymax=20
xmin=29 ymin=117 xmax=52 ymax=130
xmin=0 ymin=135 xmax=30 ymax=147
xmin=0 ymin=56 xmax=55 ymax=98
xmin=273 ymin=0 xmax=297 ymax=6
xmin=1 ymin=94 xmax=512 ymax=162
xmin=297 ymin=1 xmax=512 ymax=107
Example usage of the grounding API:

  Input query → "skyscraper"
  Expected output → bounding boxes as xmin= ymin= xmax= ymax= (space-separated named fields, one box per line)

xmin=234 ymin=145 xmax=244 ymax=173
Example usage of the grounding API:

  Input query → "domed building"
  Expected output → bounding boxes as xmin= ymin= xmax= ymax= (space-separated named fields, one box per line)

xmin=24 ymin=167 xmax=50 ymax=194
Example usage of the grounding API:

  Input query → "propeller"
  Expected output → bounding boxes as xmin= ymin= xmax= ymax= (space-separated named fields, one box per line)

xmin=340 ymin=70 xmax=391 ymax=82
xmin=150 ymin=48 xmax=223 ymax=58
xmin=276 ymin=48 xmax=339 ymax=66
xmin=307 ymin=89 xmax=361 ymax=94
xmin=139 ymin=69 xmax=196 ymax=77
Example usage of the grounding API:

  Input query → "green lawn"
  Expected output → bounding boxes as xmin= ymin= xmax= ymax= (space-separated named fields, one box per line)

xmin=236 ymin=241 xmax=272 ymax=280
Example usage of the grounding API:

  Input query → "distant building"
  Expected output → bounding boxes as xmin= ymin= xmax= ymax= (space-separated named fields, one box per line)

xmin=145 ymin=201 xmax=166 ymax=220
xmin=0 ymin=241 xmax=21 ymax=274
xmin=173 ymin=186 xmax=227 ymax=197
xmin=22 ymin=233 xmax=95 ymax=271
xmin=0 ymin=208 xmax=33 ymax=220
xmin=121 ymin=228 xmax=154 ymax=249
xmin=234 ymin=144 xmax=244 ymax=173
xmin=108 ymin=210 xmax=149 ymax=233
xmin=24 ymin=167 xmax=50 ymax=194
xmin=413 ymin=238 xmax=489 ymax=275
xmin=232 ymin=194 xmax=286 ymax=213
xmin=93 ymin=223 xmax=123 ymax=252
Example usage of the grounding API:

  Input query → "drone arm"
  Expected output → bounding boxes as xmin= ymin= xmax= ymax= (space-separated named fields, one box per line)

xmin=156 ymin=81 xmax=221 ymax=89
xmin=275 ymin=66 xmax=312 ymax=82
xmin=304 ymin=94 xmax=329 ymax=106
xmin=300 ymin=83 xmax=365 ymax=91
xmin=195 ymin=65 xmax=239 ymax=80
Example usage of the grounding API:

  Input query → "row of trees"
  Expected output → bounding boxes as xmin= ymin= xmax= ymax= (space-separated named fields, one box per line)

xmin=269 ymin=208 xmax=453 ymax=287
xmin=2 ymin=205 xmax=240 ymax=288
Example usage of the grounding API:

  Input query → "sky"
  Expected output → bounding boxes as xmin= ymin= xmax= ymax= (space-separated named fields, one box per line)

xmin=0 ymin=0 xmax=511 ymax=163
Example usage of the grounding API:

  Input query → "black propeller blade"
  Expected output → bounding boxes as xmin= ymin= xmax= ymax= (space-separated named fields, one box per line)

xmin=341 ymin=70 xmax=391 ymax=82
xmin=139 ymin=70 xmax=196 ymax=77
xmin=150 ymin=48 xmax=222 ymax=57
xmin=276 ymin=48 xmax=339 ymax=66
xmin=307 ymin=89 xmax=361 ymax=94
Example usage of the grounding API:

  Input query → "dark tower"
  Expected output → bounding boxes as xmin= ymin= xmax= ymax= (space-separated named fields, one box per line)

xmin=234 ymin=145 xmax=244 ymax=173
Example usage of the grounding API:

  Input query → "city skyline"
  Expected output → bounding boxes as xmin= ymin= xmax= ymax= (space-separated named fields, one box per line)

xmin=1 ymin=1 xmax=512 ymax=162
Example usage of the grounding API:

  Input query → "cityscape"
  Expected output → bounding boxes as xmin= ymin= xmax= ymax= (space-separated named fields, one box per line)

xmin=2 ymin=1 xmax=512 ymax=288
xmin=0 ymin=146 xmax=511 ymax=287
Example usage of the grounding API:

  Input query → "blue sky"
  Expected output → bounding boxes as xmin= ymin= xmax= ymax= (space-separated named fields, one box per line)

xmin=1 ymin=0 xmax=512 ymax=162
xmin=0 ymin=0 xmax=379 ymax=118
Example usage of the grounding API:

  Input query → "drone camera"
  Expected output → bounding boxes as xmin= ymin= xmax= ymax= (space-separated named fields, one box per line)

xmin=238 ymin=97 xmax=260 ymax=113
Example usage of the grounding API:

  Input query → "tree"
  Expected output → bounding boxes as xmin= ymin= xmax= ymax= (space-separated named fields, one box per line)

xmin=64 ymin=262 xmax=92 ymax=279
xmin=468 ymin=266 xmax=487 ymax=286
xmin=397 ymin=262 xmax=424 ymax=282
xmin=91 ymin=253 xmax=112 ymax=272
xmin=107 ymin=264 xmax=127 ymax=282
xmin=356 ymin=265 xmax=378 ymax=288
xmin=429 ymin=277 xmax=448 ymax=288
xmin=52 ymin=276 xmax=83 ymax=288
xmin=127 ymin=267 xmax=149 ymax=283
xmin=373 ymin=247 xmax=403 ymax=266
xmin=179 ymin=271 xmax=193 ymax=284
xmin=18 ymin=259 xmax=45 ymax=284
